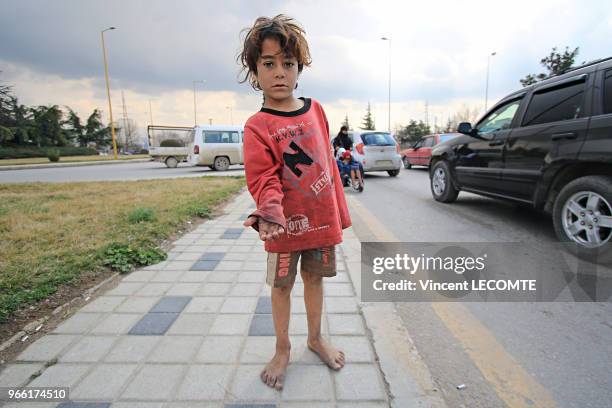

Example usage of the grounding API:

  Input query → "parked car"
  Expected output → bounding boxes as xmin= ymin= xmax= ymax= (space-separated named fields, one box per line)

xmin=429 ymin=57 xmax=612 ymax=262
xmin=147 ymin=125 xmax=193 ymax=168
xmin=189 ymin=125 xmax=244 ymax=171
xmin=347 ymin=130 xmax=402 ymax=176
xmin=401 ymin=133 xmax=461 ymax=169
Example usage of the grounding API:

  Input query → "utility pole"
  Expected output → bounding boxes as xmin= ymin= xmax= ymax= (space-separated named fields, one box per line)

xmin=101 ymin=27 xmax=118 ymax=159
xmin=121 ymin=91 xmax=131 ymax=153
xmin=485 ymin=51 xmax=497 ymax=112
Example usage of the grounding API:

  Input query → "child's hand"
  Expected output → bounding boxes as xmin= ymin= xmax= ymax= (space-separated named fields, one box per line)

xmin=243 ymin=216 xmax=286 ymax=241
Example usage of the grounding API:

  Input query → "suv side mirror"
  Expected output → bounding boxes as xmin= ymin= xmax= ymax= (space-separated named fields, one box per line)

xmin=457 ymin=122 xmax=473 ymax=135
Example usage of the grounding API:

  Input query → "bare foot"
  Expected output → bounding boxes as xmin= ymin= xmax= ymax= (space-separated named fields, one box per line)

xmin=260 ymin=349 xmax=290 ymax=390
xmin=307 ymin=337 xmax=345 ymax=370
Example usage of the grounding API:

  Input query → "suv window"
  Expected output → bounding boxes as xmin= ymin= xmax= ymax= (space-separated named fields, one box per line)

xmin=604 ymin=69 xmax=612 ymax=114
xmin=477 ymin=99 xmax=522 ymax=135
xmin=522 ymin=78 xmax=586 ymax=126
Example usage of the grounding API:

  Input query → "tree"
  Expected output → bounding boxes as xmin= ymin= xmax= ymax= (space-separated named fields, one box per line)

xmin=85 ymin=109 xmax=111 ymax=147
xmin=31 ymin=105 xmax=66 ymax=147
xmin=360 ymin=102 xmax=375 ymax=130
xmin=63 ymin=108 xmax=84 ymax=146
xmin=396 ymin=120 xmax=431 ymax=145
xmin=520 ymin=46 xmax=580 ymax=87
xmin=341 ymin=114 xmax=350 ymax=129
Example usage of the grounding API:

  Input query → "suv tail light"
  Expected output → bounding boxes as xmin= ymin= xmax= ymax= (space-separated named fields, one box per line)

xmin=194 ymin=145 xmax=199 ymax=154
xmin=355 ymin=143 xmax=365 ymax=155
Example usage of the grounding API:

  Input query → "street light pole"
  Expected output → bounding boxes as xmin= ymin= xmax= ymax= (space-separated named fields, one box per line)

xmin=193 ymin=80 xmax=205 ymax=126
xmin=381 ymin=37 xmax=391 ymax=132
xmin=101 ymin=27 xmax=118 ymax=159
xmin=485 ymin=51 xmax=497 ymax=112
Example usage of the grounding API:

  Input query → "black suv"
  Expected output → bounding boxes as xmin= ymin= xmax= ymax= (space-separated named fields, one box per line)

xmin=429 ymin=57 xmax=612 ymax=262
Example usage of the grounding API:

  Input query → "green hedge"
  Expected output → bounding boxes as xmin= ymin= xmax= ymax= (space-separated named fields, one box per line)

xmin=0 ymin=146 xmax=99 ymax=159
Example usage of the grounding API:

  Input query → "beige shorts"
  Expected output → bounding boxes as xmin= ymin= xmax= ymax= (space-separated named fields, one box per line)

xmin=266 ymin=246 xmax=337 ymax=288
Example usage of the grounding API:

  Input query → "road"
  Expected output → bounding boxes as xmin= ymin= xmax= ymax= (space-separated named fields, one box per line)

xmin=0 ymin=161 xmax=245 ymax=183
xmin=349 ymin=167 xmax=612 ymax=408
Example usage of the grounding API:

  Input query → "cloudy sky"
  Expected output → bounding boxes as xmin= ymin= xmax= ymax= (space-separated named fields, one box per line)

xmin=1 ymin=0 xmax=610 ymax=139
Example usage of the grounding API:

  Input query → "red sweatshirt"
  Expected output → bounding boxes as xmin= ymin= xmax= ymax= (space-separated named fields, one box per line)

xmin=244 ymin=98 xmax=352 ymax=253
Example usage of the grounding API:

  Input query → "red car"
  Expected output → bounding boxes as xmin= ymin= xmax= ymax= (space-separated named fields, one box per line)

xmin=401 ymin=133 xmax=461 ymax=169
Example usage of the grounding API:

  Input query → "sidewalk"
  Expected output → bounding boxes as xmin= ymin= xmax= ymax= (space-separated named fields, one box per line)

xmin=0 ymin=190 xmax=436 ymax=407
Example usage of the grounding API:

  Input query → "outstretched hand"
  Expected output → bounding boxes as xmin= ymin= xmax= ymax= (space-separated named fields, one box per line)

xmin=243 ymin=216 xmax=285 ymax=241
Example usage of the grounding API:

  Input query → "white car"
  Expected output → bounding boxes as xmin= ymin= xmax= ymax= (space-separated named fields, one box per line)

xmin=188 ymin=125 xmax=244 ymax=171
xmin=347 ymin=130 xmax=402 ymax=176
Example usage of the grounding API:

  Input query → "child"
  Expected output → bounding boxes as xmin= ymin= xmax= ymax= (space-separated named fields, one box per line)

xmin=340 ymin=150 xmax=364 ymax=192
xmin=238 ymin=14 xmax=351 ymax=390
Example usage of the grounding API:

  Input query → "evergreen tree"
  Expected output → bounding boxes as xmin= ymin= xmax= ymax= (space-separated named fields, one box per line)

xmin=520 ymin=46 xmax=580 ymax=87
xmin=341 ymin=114 xmax=350 ymax=129
xmin=360 ymin=102 xmax=375 ymax=130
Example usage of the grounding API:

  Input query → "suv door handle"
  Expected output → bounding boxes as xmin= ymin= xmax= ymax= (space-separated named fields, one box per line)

xmin=551 ymin=132 xmax=577 ymax=141
xmin=489 ymin=140 xmax=504 ymax=146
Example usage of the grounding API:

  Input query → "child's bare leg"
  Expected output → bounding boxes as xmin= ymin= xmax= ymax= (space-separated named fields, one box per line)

xmin=261 ymin=283 xmax=293 ymax=390
xmin=350 ymin=169 xmax=358 ymax=185
xmin=301 ymin=270 xmax=345 ymax=370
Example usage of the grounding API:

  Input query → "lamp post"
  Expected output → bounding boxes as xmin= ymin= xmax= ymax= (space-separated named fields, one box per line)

xmin=193 ymin=80 xmax=205 ymax=126
xmin=485 ymin=51 xmax=497 ymax=112
xmin=381 ymin=37 xmax=391 ymax=132
xmin=101 ymin=26 xmax=118 ymax=159
xmin=226 ymin=106 xmax=233 ymax=125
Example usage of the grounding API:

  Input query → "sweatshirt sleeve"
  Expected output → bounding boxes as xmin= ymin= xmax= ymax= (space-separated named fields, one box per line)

xmin=243 ymin=119 xmax=287 ymax=230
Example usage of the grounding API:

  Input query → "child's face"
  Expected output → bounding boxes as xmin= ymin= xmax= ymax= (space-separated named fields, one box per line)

xmin=256 ymin=37 xmax=299 ymax=104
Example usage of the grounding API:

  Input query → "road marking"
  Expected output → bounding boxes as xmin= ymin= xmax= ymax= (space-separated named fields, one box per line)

xmin=346 ymin=194 xmax=560 ymax=408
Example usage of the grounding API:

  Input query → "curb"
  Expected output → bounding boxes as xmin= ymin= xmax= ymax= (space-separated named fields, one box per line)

xmin=0 ymin=158 xmax=150 ymax=171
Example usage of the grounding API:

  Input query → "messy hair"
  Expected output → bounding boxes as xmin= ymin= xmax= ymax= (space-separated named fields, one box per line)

xmin=237 ymin=14 xmax=312 ymax=90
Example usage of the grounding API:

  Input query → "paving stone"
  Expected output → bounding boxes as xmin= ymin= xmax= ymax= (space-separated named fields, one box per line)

xmin=106 ymin=282 xmax=145 ymax=296
xmin=239 ymin=336 xmax=277 ymax=363
xmin=53 ymin=313 xmax=105 ymax=334
xmin=114 ymin=297 xmax=159 ymax=313
xmin=325 ymin=297 xmax=359 ymax=314
xmin=183 ymin=296 xmax=224 ymax=313
xmin=210 ymin=314 xmax=252 ymax=335
xmin=128 ymin=313 xmax=179 ymax=335
xmin=191 ymin=260 xmax=220 ymax=271
xmin=173 ymin=252 xmax=203 ymax=261
xmin=226 ymin=405 xmax=276 ymax=408
xmin=122 ymin=270 xmax=157 ymax=282
xmin=255 ymin=297 xmax=272 ymax=314
xmin=328 ymin=314 xmax=366 ymax=335
xmin=200 ymin=252 xmax=226 ymax=261
xmin=237 ymin=271 xmax=265 ymax=283
xmin=229 ymin=283 xmax=262 ymax=297
xmin=331 ymin=336 xmax=375 ymax=362
xmin=28 ymin=364 xmax=91 ymax=388
xmin=179 ymin=271 xmax=210 ymax=282
xmin=334 ymin=364 xmax=387 ymax=401
xmin=57 ymin=403 xmax=111 ymax=408
xmin=249 ymin=314 xmax=275 ymax=336
xmin=221 ymin=297 xmax=258 ymax=314
xmin=111 ymin=403 xmax=164 ymax=408
xmin=166 ymin=283 xmax=202 ymax=296
xmin=166 ymin=313 xmax=215 ymax=335
xmin=326 ymin=272 xmax=350 ymax=283
xmin=206 ymin=271 xmax=238 ymax=283
xmin=0 ymin=363 xmax=45 ymax=387
xmin=91 ymin=313 xmax=143 ymax=334
xmin=281 ymin=365 xmax=332 ymax=401
xmin=175 ymin=365 xmax=234 ymax=400
xmin=221 ymin=233 xmax=242 ymax=239
xmin=149 ymin=296 xmax=192 ymax=313
xmin=16 ymin=335 xmax=77 ymax=362
xmin=151 ymin=270 xmax=185 ymax=282
xmin=215 ymin=261 xmax=244 ymax=271
xmin=336 ymin=403 xmax=388 ymax=408
xmin=134 ymin=282 xmax=172 ymax=296
xmin=290 ymin=283 xmax=304 ymax=297
xmin=208 ymin=245 xmax=231 ymax=253
xmin=120 ymin=364 xmax=185 ymax=400
xmin=324 ymin=283 xmax=354 ymax=297
xmin=280 ymin=403 xmax=333 ymax=408
xmin=195 ymin=336 xmax=243 ymax=363
xmin=197 ymin=282 xmax=232 ymax=296
xmin=225 ymin=228 xmax=244 ymax=235
xmin=164 ymin=260 xmax=198 ymax=270
xmin=80 ymin=296 xmax=126 ymax=313
xmin=104 ymin=336 xmax=161 ymax=362
xmin=58 ymin=336 xmax=118 ymax=362
xmin=71 ymin=364 xmax=139 ymax=400
xmin=224 ymin=252 xmax=250 ymax=261
xmin=147 ymin=335 xmax=202 ymax=362
xmin=290 ymin=336 xmax=324 ymax=365
xmin=228 ymin=365 xmax=279 ymax=402
xmin=289 ymin=315 xmax=328 ymax=336
xmin=228 ymin=246 xmax=256 ymax=253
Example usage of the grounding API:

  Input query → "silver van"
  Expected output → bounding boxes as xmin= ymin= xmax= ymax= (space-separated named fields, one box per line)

xmin=348 ymin=130 xmax=402 ymax=176
xmin=189 ymin=125 xmax=244 ymax=171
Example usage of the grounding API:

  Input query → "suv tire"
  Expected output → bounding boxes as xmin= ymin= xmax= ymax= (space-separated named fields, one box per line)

xmin=431 ymin=161 xmax=459 ymax=203
xmin=213 ymin=156 xmax=230 ymax=171
xmin=552 ymin=176 xmax=612 ymax=264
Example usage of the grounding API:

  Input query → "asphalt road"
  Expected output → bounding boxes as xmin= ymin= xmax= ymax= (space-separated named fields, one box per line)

xmin=0 ymin=161 xmax=245 ymax=183
xmin=348 ymin=166 xmax=612 ymax=408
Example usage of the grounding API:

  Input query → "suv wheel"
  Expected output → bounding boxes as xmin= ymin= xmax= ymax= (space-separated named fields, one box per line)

xmin=388 ymin=169 xmax=400 ymax=177
xmin=430 ymin=161 xmax=459 ymax=203
xmin=165 ymin=156 xmax=178 ymax=168
xmin=553 ymin=176 xmax=612 ymax=263
xmin=403 ymin=157 xmax=412 ymax=169
xmin=213 ymin=156 xmax=230 ymax=171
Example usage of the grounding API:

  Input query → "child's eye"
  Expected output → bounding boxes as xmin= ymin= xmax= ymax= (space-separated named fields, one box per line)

xmin=284 ymin=62 xmax=295 ymax=68
xmin=263 ymin=62 xmax=273 ymax=68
